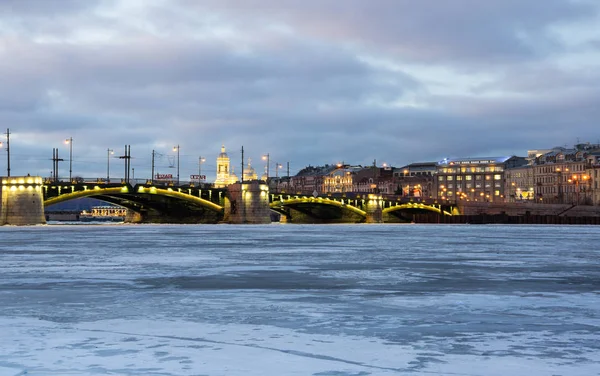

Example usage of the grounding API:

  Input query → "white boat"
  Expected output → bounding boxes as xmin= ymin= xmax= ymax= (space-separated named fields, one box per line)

xmin=80 ymin=206 xmax=127 ymax=222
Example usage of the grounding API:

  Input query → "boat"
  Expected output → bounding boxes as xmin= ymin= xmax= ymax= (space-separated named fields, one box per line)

xmin=80 ymin=206 xmax=127 ymax=222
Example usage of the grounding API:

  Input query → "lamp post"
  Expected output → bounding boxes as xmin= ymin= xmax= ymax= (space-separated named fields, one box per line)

xmin=107 ymin=148 xmax=114 ymax=183
xmin=198 ymin=156 xmax=205 ymax=185
xmin=0 ymin=128 xmax=10 ymax=176
xmin=555 ymin=167 xmax=568 ymax=204
xmin=65 ymin=137 xmax=73 ymax=182
xmin=173 ymin=145 xmax=180 ymax=185
xmin=573 ymin=175 xmax=580 ymax=204
xmin=262 ymin=153 xmax=270 ymax=181
xmin=582 ymin=174 xmax=591 ymax=204
xmin=275 ymin=163 xmax=282 ymax=192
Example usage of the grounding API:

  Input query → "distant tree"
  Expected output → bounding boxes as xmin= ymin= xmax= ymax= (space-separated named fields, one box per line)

xmin=395 ymin=184 xmax=402 ymax=196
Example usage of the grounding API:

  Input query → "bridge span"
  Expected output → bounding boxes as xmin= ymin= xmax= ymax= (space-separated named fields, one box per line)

xmin=43 ymin=181 xmax=228 ymax=224
xmin=270 ymin=191 xmax=456 ymax=223
xmin=1 ymin=176 xmax=457 ymax=225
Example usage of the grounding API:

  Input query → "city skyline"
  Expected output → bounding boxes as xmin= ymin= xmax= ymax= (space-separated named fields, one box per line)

xmin=1 ymin=0 xmax=599 ymax=179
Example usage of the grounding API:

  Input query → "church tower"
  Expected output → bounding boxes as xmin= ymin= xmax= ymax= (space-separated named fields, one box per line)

xmin=243 ymin=158 xmax=258 ymax=181
xmin=214 ymin=145 xmax=231 ymax=188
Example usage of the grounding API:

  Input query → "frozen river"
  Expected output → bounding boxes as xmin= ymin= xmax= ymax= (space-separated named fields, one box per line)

xmin=0 ymin=224 xmax=599 ymax=375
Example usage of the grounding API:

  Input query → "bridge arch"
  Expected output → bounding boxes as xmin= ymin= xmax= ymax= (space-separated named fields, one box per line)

xmin=44 ymin=186 xmax=131 ymax=207
xmin=43 ymin=184 xmax=225 ymax=218
xmin=271 ymin=196 xmax=367 ymax=217
xmin=383 ymin=203 xmax=452 ymax=216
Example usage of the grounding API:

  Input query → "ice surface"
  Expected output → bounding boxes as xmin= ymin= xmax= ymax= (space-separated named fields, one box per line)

xmin=0 ymin=224 xmax=599 ymax=375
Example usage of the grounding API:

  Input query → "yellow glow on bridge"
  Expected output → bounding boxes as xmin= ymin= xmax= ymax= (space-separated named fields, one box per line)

xmin=382 ymin=203 xmax=453 ymax=216
xmin=145 ymin=187 xmax=223 ymax=212
xmin=270 ymin=196 xmax=368 ymax=217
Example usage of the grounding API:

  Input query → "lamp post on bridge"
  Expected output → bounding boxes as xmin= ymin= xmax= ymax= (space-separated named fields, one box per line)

xmin=274 ymin=162 xmax=283 ymax=193
xmin=173 ymin=145 xmax=180 ymax=185
xmin=65 ymin=137 xmax=73 ymax=182
xmin=0 ymin=128 xmax=10 ymax=177
xmin=107 ymin=148 xmax=114 ymax=183
xmin=198 ymin=156 xmax=205 ymax=185
xmin=262 ymin=153 xmax=270 ymax=181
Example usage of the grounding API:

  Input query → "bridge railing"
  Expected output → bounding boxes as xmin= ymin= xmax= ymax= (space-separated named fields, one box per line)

xmin=44 ymin=177 xmax=215 ymax=189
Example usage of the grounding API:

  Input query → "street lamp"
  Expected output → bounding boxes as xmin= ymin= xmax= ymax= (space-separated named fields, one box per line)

xmin=173 ymin=145 xmax=180 ymax=185
xmin=107 ymin=148 xmax=114 ymax=183
xmin=0 ymin=128 xmax=10 ymax=177
xmin=65 ymin=137 xmax=73 ymax=182
xmin=262 ymin=153 xmax=270 ymax=181
xmin=582 ymin=174 xmax=591 ymax=204
xmin=198 ymin=156 xmax=205 ymax=184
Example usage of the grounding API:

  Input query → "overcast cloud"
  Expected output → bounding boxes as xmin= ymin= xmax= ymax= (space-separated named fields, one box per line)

xmin=1 ymin=0 xmax=599 ymax=180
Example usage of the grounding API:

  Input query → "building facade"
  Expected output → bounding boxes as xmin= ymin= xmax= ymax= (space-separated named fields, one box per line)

xmin=530 ymin=147 xmax=593 ymax=204
xmin=504 ymin=165 xmax=535 ymax=202
xmin=434 ymin=156 xmax=527 ymax=202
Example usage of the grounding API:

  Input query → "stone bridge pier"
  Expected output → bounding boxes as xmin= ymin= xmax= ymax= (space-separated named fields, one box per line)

xmin=225 ymin=181 xmax=271 ymax=224
xmin=0 ymin=176 xmax=46 ymax=226
xmin=364 ymin=194 xmax=383 ymax=223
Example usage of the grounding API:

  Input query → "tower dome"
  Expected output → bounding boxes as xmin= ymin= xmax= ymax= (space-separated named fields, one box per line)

xmin=218 ymin=145 xmax=228 ymax=159
xmin=214 ymin=144 xmax=232 ymax=188
xmin=243 ymin=158 xmax=258 ymax=181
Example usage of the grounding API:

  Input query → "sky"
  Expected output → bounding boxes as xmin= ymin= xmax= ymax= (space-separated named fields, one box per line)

xmin=1 ymin=0 xmax=599 ymax=181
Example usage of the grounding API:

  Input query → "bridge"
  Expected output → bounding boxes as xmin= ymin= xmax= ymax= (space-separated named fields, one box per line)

xmin=1 ymin=176 xmax=457 ymax=225
xmin=270 ymin=191 xmax=457 ymax=223
xmin=43 ymin=181 xmax=228 ymax=224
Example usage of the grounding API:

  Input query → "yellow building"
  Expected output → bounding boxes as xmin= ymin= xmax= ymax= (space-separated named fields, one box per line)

xmin=214 ymin=145 xmax=239 ymax=188
xmin=243 ymin=159 xmax=258 ymax=181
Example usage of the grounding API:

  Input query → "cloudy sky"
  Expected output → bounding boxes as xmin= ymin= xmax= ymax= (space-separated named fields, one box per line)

xmin=1 ymin=0 xmax=599 ymax=181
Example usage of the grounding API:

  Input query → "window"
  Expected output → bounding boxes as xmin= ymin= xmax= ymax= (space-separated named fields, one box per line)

xmin=466 ymin=175 xmax=472 ymax=180
xmin=494 ymin=174 xmax=502 ymax=180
